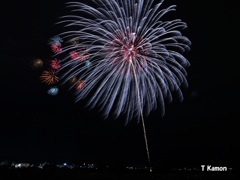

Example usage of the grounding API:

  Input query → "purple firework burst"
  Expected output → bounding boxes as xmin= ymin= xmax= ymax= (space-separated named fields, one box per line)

xmin=53 ymin=0 xmax=191 ymax=123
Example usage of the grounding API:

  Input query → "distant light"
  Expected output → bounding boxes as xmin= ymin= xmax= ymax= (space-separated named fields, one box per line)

xmin=63 ymin=163 xmax=67 ymax=166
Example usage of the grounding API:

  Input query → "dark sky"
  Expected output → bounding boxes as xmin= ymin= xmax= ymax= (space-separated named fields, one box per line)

xmin=0 ymin=0 xmax=239 ymax=170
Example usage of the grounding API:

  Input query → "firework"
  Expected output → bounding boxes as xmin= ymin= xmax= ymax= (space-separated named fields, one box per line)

xmin=54 ymin=0 xmax=191 ymax=123
xmin=50 ymin=59 xmax=61 ymax=70
xmin=49 ymin=36 xmax=63 ymax=53
xmin=40 ymin=69 xmax=59 ymax=85
xmin=47 ymin=0 xmax=191 ymax=171
xmin=75 ymin=80 xmax=86 ymax=90
xmin=47 ymin=87 xmax=59 ymax=96
xmin=32 ymin=58 xmax=43 ymax=69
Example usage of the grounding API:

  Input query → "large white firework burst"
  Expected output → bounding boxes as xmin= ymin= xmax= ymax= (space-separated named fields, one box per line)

xmin=54 ymin=0 xmax=191 ymax=123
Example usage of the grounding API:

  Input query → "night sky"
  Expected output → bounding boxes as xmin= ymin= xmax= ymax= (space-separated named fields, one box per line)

xmin=0 ymin=0 xmax=239 ymax=170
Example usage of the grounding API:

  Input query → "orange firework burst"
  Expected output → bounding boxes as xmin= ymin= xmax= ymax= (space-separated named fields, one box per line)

xmin=75 ymin=80 xmax=86 ymax=90
xmin=40 ymin=69 xmax=59 ymax=85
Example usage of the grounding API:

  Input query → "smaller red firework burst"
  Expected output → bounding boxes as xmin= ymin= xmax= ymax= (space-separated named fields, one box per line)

xmin=50 ymin=59 xmax=61 ymax=70
xmin=69 ymin=49 xmax=90 ymax=62
xmin=69 ymin=51 xmax=80 ymax=60
xmin=50 ymin=43 xmax=62 ymax=53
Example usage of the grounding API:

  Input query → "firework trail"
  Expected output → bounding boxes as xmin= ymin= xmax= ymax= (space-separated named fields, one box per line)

xmin=49 ymin=0 xmax=191 ymax=171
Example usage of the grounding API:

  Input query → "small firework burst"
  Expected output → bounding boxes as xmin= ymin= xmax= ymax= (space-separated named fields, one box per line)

xmin=50 ymin=59 xmax=61 ymax=70
xmin=69 ymin=49 xmax=90 ymax=62
xmin=68 ymin=76 xmax=78 ymax=84
xmin=47 ymin=87 xmax=59 ymax=96
xmin=50 ymin=43 xmax=62 ymax=54
xmin=40 ymin=69 xmax=59 ymax=85
xmin=49 ymin=36 xmax=63 ymax=53
xmin=49 ymin=36 xmax=63 ymax=44
xmin=32 ymin=58 xmax=43 ymax=69
xmin=75 ymin=80 xmax=86 ymax=91
xmin=70 ymin=39 xmax=79 ymax=45
xmin=69 ymin=51 xmax=81 ymax=60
